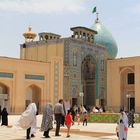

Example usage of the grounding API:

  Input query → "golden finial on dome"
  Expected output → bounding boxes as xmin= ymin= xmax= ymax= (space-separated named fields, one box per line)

xmin=23 ymin=25 xmax=37 ymax=42
xmin=28 ymin=25 xmax=32 ymax=32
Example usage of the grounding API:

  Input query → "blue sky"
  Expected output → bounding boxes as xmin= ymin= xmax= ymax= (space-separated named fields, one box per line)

xmin=0 ymin=0 xmax=140 ymax=58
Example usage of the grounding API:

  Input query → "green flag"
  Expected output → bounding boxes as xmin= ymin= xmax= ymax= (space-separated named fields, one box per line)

xmin=92 ymin=6 xmax=96 ymax=14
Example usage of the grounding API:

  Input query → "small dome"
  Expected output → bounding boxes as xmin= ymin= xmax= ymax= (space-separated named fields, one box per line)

xmin=91 ymin=19 xmax=118 ymax=59
xmin=23 ymin=26 xmax=37 ymax=42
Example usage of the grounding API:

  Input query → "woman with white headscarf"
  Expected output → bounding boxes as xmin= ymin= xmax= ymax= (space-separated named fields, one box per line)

xmin=16 ymin=103 xmax=37 ymax=139
xmin=41 ymin=103 xmax=53 ymax=138
xmin=118 ymin=110 xmax=128 ymax=140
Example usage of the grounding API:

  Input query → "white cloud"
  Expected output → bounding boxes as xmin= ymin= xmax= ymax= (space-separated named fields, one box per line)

xmin=126 ymin=3 xmax=140 ymax=15
xmin=0 ymin=0 xmax=86 ymax=14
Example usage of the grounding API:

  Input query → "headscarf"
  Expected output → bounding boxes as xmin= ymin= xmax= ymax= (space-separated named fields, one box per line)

xmin=119 ymin=111 xmax=128 ymax=140
xmin=45 ymin=103 xmax=53 ymax=115
xmin=121 ymin=111 xmax=128 ymax=128
xmin=16 ymin=103 xmax=37 ymax=129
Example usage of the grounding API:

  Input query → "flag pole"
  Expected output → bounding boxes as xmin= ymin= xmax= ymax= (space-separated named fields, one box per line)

xmin=95 ymin=12 xmax=100 ymax=23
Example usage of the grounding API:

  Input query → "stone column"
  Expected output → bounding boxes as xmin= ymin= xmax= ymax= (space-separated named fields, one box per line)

xmin=78 ymin=32 xmax=80 ymax=39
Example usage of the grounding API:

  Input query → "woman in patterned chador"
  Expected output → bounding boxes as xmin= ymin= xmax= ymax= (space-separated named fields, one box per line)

xmin=41 ymin=102 xmax=53 ymax=138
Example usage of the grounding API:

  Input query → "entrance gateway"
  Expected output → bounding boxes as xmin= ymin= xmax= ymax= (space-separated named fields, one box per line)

xmin=63 ymin=26 xmax=107 ymax=108
xmin=81 ymin=55 xmax=96 ymax=106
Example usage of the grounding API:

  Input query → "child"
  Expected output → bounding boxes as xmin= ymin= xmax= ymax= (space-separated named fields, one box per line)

xmin=83 ymin=112 xmax=88 ymax=126
xmin=65 ymin=110 xmax=74 ymax=137
xmin=77 ymin=113 xmax=80 ymax=125
xmin=116 ymin=122 xmax=119 ymax=140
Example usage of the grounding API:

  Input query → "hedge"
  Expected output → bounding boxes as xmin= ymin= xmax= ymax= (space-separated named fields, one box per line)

xmin=78 ymin=113 xmax=140 ymax=123
xmin=88 ymin=113 xmax=120 ymax=123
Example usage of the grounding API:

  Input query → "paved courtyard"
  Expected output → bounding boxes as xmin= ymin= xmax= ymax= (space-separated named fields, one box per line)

xmin=0 ymin=115 xmax=140 ymax=140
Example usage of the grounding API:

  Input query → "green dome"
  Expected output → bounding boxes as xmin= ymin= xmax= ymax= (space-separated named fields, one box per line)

xmin=91 ymin=19 xmax=118 ymax=59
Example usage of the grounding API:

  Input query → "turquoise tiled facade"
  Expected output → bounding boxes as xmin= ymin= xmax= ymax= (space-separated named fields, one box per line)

xmin=63 ymin=19 xmax=117 ymax=106
xmin=63 ymin=38 xmax=107 ymax=106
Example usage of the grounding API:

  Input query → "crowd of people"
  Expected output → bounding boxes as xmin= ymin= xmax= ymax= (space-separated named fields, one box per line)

xmin=16 ymin=99 xmax=80 ymax=139
xmin=0 ymin=101 xmax=136 ymax=140
xmin=16 ymin=99 xmax=93 ymax=139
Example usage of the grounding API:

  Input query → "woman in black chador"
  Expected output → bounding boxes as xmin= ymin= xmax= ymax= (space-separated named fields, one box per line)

xmin=1 ymin=107 xmax=8 ymax=126
xmin=0 ymin=106 xmax=2 ymax=123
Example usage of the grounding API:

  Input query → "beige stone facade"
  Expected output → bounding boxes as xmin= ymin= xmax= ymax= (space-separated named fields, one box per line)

xmin=20 ymin=26 xmax=108 ymax=110
xmin=107 ymin=56 xmax=140 ymax=113
xmin=0 ymin=57 xmax=63 ymax=114
xmin=1 ymin=26 xmax=140 ymax=114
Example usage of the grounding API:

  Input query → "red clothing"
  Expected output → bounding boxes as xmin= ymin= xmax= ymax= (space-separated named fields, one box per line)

xmin=83 ymin=114 xmax=88 ymax=119
xmin=77 ymin=114 xmax=80 ymax=118
xmin=65 ymin=114 xmax=73 ymax=126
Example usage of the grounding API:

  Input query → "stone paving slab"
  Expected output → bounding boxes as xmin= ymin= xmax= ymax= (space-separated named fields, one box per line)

xmin=0 ymin=115 xmax=140 ymax=140
xmin=0 ymin=126 xmax=115 ymax=140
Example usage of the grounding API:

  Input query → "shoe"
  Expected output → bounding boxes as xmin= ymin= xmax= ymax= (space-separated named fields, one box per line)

xmin=45 ymin=136 xmax=51 ymax=138
xmin=55 ymin=134 xmax=61 ymax=136
xmin=31 ymin=134 xmax=35 ymax=137
xmin=66 ymin=135 xmax=70 ymax=138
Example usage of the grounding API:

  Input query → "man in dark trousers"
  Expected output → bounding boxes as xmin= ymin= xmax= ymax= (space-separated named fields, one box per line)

xmin=128 ymin=109 xmax=135 ymax=128
xmin=54 ymin=99 xmax=65 ymax=136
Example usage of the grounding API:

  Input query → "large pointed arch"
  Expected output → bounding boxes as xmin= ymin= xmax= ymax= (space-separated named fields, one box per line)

xmin=26 ymin=84 xmax=41 ymax=112
xmin=0 ymin=82 xmax=10 ymax=111
xmin=81 ymin=55 xmax=96 ymax=106
xmin=120 ymin=67 xmax=135 ymax=111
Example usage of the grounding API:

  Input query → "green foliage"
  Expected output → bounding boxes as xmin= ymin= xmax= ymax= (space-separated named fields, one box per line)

xmin=79 ymin=113 xmax=140 ymax=123
xmin=134 ymin=114 xmax=140 ymax=123
xmin=88 ymin=113 xmax=120 ymax=123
